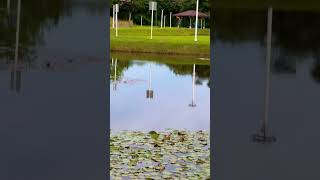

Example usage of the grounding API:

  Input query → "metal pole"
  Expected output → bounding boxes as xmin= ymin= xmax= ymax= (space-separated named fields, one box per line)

xmin=170 ymin=12 xmax=172 ymax=28
xmin=161 ymin=9 xmax=163 ymax=28
xmin=195 ymin=0 xmax=199 ymax=41
xmin=112 ymin=5 xmax=115 ymax=28
xmin=151 ymin=10 xmax=154 ymax=39
xmin=189 ymin=17 xmax=191 ymax=29
xmin=263 ymin=6 xmax=273 ymax=133
xmin=164 ymin=15 xmax=166 ymax=28
xmin=141 ymin=16 xmax=142 ymax=26
xmin=115 ymin=8 xmax=118 ymax=37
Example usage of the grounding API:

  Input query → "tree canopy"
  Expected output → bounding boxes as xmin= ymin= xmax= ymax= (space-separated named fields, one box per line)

xmin=111 ymin=0 xmax=210 ymax=27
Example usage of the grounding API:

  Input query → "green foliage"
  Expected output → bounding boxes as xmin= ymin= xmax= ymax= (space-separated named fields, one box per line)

xmin=111 ymin=0 xmax=210 ymax=27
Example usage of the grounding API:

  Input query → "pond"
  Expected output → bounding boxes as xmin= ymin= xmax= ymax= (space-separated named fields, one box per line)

xmin=0 ymin=1 xmax=108 ymax=179
xmin=213 ymin=3 xmax=320 ymax=180
xmin=110 ymin=53 xmax=210 ymax=131
xmin=109 ymin=53 xmax=210 ymax=179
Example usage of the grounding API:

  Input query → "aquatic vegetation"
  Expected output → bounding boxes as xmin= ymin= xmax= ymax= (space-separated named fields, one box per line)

xmin=110 ymin=130 xmax=210 ymax=179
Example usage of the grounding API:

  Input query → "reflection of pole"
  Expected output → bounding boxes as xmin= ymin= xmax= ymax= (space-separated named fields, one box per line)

xmin=149 ymin=64 xmax=152 ymax=90
xmin=113 ymin=58 xmax=117 ymax=91
xmin=195 ymin=0 xmax=199 ymax=41
xmin=146 ymin=64 xmax=154 ymax=99
xmin=264 ymin=6 xmax=273 ymax=134
xmin=251 ymin=7 xmax=276 ymax=143
xmin=189 ymin=64 xmax=196 ymax=107
xmin=7 ymin=0 xmax=10 ymax=14
xmin=12 ymin=0 xmax=21 ymax=93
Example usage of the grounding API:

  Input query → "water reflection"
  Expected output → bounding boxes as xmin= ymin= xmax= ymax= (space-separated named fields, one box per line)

xmin=110 ymin=54 xmax=210 ymax=131
xmin=0 ymin=1 xmax=107 ymax=179
xmin=213 ymin=2 xmax=320 ymax=179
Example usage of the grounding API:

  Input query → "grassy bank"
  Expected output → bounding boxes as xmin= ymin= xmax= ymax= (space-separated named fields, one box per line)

xmin=111 ymin=52 xmax=210 ymax=65
xmin=110 ymin=26 xmax=210 ymax=57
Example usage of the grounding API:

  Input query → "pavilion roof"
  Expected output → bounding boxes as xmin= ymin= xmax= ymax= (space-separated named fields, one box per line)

xmin=173 ymin=10 xmax=209 ymax=18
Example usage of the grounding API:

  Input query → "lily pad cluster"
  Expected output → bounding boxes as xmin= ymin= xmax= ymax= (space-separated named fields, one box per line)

xmin=110 ymin=130 xmax=210 ymax=179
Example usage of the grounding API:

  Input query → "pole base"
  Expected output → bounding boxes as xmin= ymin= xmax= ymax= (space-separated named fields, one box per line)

xmin=189 ymin=103 xmax=196 ymax=107
xmin=251 ymin=133 xmax=276 ymax=144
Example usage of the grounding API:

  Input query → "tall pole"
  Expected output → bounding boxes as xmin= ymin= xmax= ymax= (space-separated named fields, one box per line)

xmin=151 ymin=10 xmax=154 ymax=39
xmin=164 ymin=15 xmax=166 ymax=28
xmin=112 ymin=5 xmax=115 ymax=28
xmin=141 ymin=16 xmax=142 ymax=26
xmin=161 ymin=9 xmax=163 ymax=28
xmin=195 ymin=0 xmax=199 ymax=41
xmin=115 ymin=6 xmax=118 ymax=37
xmin=170 ymin=12 xmax=172 ymax=28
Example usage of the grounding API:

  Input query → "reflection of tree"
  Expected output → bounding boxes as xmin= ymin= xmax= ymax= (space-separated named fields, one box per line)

xmin=214 ymin=9 xmax=320 ymax=82
xmin=0 ymin=0 xmax=72 ymax=64
xmin=108 ymin=59 xmax=210 ymax=84
xmin=109 ymin=59 xmax=130 ymax=83
xmin=311 ymin=52 xmax=320 ymax=83
xmin=166 ymin=64 xmax=210 ymax=84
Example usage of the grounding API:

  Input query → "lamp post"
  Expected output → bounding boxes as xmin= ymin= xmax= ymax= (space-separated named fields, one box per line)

xmin=195 ymin=0 xmax=199 ymax=41
xmin=112 ymin=5 xmax=115 ymax=28
xmin=170 ymin=12 xmax=172 ymax=28
xmin=251 ymin=6 xmax=276 ymax=144
xmin=161 ymin=9 xmax=164 ymax=28
xmin=149 ymin=1 xmax=157 ymax=39
xmin=115 ymin=4 xmax=119 ymax=37
xmin=189 ymin=64 xmax=196 ymax=107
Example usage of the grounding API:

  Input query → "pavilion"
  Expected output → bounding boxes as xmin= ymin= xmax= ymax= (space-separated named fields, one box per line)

xmin=173 ymin=10 xmax=209 ymax=29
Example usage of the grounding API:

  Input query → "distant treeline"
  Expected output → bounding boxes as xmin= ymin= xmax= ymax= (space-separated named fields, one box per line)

xmin=110 ymin=0 xmax=210 ymax=28
xmin=214 ymin=0 xmax=320 ymax=11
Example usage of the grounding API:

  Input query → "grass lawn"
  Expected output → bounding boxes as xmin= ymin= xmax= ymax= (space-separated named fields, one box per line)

xmin=110 ymin=26 xmax=210 ymax=57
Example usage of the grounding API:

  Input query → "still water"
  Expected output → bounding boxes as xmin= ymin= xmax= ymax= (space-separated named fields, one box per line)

xmin=110 ymin=54 xmax=210 ymax=131
xmin=213 ymin=3 xmax=320 ymax=180
xmin=0 ymin=1 xmax=107 ymax=179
